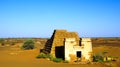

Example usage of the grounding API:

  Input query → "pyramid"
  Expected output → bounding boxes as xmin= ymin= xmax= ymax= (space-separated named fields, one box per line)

xmin=42 ymin=29 xmax=80 ymax=57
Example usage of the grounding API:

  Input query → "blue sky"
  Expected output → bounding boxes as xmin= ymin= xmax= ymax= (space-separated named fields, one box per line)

xmin=0 ymin=0 xmax=120 ymax=38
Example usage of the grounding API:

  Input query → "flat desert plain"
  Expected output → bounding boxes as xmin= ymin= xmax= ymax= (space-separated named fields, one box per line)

xmin=0 ymin=38 xmax=120 ymax=67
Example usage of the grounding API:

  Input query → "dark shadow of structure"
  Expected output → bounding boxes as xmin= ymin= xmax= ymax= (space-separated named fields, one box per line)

xmin=55 ymin=46 xmax=64 ymax=60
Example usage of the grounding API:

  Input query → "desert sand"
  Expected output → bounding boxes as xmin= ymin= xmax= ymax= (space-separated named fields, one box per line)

xmin=0 ymin=38 xmax=120 ymax=67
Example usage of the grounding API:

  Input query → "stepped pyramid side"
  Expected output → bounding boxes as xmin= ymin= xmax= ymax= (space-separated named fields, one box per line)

xmin=42 ymin=29 xmax=93 ymax=62
xmin=42 ymin=29 xmax=80 ymax=57
xmin=50 ymin=30 xmax=80 ymax=56
xmin=41 ymin=39 xmax=52 ymax=54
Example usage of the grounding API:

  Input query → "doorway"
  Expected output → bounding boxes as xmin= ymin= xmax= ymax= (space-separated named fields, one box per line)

xmin=77 ymin=51 xmax=81 ymax=58
xmin=76 ymin=51 xmax=81 ymax=62
xmin=55 ymin=46 xmax=64 ymax=60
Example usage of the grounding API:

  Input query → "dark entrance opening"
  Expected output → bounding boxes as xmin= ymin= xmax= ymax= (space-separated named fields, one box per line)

xmin=77 ymin=51 xmax=81 ymax=58
xmin=76 ymin=51 xmax=81 ymax=62
xmin=55 ymin=46 xmax=64 ymax=60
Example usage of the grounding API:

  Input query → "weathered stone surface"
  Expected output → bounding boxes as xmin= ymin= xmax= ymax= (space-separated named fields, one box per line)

xmin=49 ymin=30 xmax=80 ymax=56
xmin=42 ymin=29 xmax=93 ymax=62
xmin=64 ymin=38 xmax=92 ymax=62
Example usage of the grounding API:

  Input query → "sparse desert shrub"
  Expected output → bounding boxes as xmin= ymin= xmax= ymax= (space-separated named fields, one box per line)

xmin=36 ymin=53 xmax=63 ymax=63
xmin=46 ymin=54 xmax=54 ymax=60
xmin=1 ymin=42 xmax=5 ymax=46
xmin=0 ymin=39 xmax=5 ymax=46
xmin=22 ymin=39 xmax=35 ymax=50
xmin=93 ymin=52 xmax=117 ymax=62
xmin=36 ymin=53 xmax=54 ymax=60
xmin=36 ymin=53 xmax=47 ymax=58
xmin=93 ymin=53 xmax=103 ymax=62
xmin=52 ymin=58 xmax=62 ymax=63
xmin=104 ymin=56 xmax=118 ymax=62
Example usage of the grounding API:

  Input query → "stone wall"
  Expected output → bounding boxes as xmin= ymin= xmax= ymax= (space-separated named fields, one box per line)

xmin=42 ymin=29 xmax=93 ymax=62
xmin=81 ymin=38 xmax=93 ymax=62
xmin=50 ymin=30 xmax=80 ymax=56
xmin=64 ymin=38 xmax=93 ymax=62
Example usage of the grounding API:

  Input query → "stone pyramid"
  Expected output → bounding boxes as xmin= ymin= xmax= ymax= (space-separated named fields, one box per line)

xmin=42 ymin=29 xmax=80 ymax=57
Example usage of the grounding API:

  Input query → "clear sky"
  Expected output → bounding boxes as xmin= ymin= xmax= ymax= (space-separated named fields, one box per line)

xmin=0 ymin=0 xmax=120 ymax=38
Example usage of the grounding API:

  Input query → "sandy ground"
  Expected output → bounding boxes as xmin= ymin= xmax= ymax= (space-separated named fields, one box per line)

xmin=0 ymin=43 xmax=120 ymax=67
